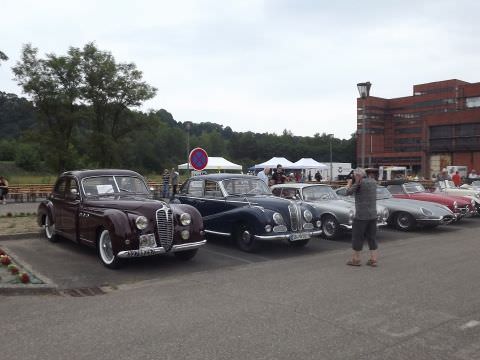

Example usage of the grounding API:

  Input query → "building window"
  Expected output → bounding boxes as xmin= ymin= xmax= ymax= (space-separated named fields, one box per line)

xmin=395 ymin=127 xmax=421 ymax=134
xmin=466 ymin=97 xmax=480 ymax=108
xmin=430 ymin=125 xmax=452 ymax=138
xmin=394 ymin=138 xmax=421 ymax=144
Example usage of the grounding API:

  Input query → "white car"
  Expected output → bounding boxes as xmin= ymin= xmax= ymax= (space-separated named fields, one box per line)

xmin=435 ymin=180 xmax=480 ymax=214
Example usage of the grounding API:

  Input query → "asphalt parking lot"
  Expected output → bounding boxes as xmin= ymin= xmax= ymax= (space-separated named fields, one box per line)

xmin=0 ymin=219 xmax=474 ymax=290
xmin=1 ymin=218 xmax=480 ymax=359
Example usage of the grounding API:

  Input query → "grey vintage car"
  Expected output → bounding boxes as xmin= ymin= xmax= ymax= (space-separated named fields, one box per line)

xmin=336 ymin=186 xmax=455 ymax=231
xmin=271 ymin=183 xmax=388 ymax=239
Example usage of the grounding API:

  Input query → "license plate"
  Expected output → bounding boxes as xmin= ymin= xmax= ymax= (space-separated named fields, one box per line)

xmin=290 ymin=233 xmax=311 ymax=241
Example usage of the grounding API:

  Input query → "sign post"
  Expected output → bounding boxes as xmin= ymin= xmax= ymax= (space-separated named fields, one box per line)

xmin=189 ymin=147 xmax=209 ymax=172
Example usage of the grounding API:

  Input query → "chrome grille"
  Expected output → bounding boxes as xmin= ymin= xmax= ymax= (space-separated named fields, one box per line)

xmin=156 ymin=207 xmax=174 ymax=252
xmin=288 ymin=203 xmax=302 ymax=232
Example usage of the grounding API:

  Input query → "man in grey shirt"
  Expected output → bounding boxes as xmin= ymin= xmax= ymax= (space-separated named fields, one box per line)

xmin=345 ymin=168 xmax=378 ymax=267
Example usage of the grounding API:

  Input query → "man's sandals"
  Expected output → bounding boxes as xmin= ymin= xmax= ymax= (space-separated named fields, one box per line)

xmin=346 ymin=259 xmax=361 ymax=266
xmin=366 ymin=259 xmax=378 ymax=267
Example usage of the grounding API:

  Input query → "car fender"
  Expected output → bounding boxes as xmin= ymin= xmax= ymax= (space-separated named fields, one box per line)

xmin=99 ymin=209 xmax=133 ymax=255
xmin=37 ymin=200 xmax=55 ymax=226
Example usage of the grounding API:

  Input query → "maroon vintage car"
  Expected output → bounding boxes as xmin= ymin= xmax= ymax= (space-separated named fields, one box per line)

xmin=37 ymin=169 xmax=206 ymax=268
xmin=386 ymin=182 xmax=474 ymax=220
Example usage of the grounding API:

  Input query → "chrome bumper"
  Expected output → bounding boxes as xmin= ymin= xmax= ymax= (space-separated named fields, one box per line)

xmin=254 ymin=229 xmax=323 ymax=241
xmin=340 ymin=224 xmax=353 ymax=230
xmin=117 ymin=240 xmax=207 ymax=258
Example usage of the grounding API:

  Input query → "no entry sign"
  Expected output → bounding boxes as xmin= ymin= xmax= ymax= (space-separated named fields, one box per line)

xmin=189 ymin=147 xmax=209 ymax=171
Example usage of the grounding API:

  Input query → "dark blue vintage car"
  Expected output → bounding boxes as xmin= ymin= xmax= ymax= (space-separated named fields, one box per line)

xmin=175 ymin=174 xmax=322 ymax=251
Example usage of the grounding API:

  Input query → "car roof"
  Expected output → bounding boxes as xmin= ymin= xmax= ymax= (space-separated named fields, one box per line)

xmin=187 ymin=174 xmax=259 ymax=181
xmin=61 ymin=169 xmax=144 ymax=180
xmin=271 ymin=183 xmax=331 ymax=189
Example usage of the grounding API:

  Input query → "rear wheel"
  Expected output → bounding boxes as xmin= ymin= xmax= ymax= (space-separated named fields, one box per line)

xmin=44 ymin=215 xmax=59 ymax=243
xmin=234 ymin=223 xmax=258 ymax=252
xmin=322 ymin=215 xmax=340 ymax=239
xmin=97 ymin=229 xmax=123 ymax=269
xmin=174 ymin=249 xmax=198 ymax=261
xmin=394 ymin=212 xmax=416 ymax=231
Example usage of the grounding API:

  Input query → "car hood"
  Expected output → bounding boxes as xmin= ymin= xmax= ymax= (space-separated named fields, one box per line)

xmin=406 ymin=192 xmax=470 ymax=206
xmin=378 ymin=198 xmax=453 ymax=215
xmin=306 ymin=199 xmax=355 ymax=212
xmin=84 ymin=195 xmax=167 ymax=213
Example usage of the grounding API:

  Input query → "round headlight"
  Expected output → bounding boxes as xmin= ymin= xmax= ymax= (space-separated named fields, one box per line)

xmin=273 ymin=212 xmax=284 ymax=225
xmin=135 ymin=216 xmax=148 ymax=230
xmin=453 ymin=201 xmax=458 ymax=209
xmin=303 ymin=209 xmax=313 ymax=222
xmin=382 ymin=208 xmax=389 ymax=220
xmin=475 ymin=193 xmax=480 ymax=198
xmin=421 ymin=208 xmax=433 ymax=216
xmin=180 ymin=213 xmax=192 ymax=226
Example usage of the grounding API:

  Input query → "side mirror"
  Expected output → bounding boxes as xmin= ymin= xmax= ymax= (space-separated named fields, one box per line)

xmin=69 ymin=188 xmax=80 ymax=200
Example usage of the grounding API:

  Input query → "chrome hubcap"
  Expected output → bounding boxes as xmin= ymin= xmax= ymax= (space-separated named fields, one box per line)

xmin=99 ymin=231 xmax=114 ymax=264
xmin=241 ymin=230 xmax=251 ymax=242
xmin=398 ymin=215 xmax=410 ymax=228
xmin=324 ymin=219 xmax=336 ymax=236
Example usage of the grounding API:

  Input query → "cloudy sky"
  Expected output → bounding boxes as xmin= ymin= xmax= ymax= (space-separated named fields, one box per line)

xmin=1 ymin=0 xmax=479 ymax=139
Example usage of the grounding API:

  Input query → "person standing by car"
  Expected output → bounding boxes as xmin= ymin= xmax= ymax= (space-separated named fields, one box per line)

xmin=0 ymin=176 xmax=8 ymax=205
xmin=257 ymin=167 xmax=270 ymax=185
xmin=452 ymin=171 xmax=461 ymax=187
xmin=271 ymin=164 xmax=287 ymax=185
xmin=346 ymin=168 xmax=378 ymax=267
xmin=162 ymin=169 xmax=170 ymax=198
xmin=315 ymin=171 xmax=322 ymax=182
xmin=170 ymin=168 xmax=179 ymax=196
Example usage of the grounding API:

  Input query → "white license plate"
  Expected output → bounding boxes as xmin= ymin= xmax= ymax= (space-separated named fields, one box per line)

xmin=290 ymin=233 xmax=311 ymax=241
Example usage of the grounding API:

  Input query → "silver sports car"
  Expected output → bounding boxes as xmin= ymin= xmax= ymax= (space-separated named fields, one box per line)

xmin=336 ymin=186 xmax=455 ymax=231
xmin=271 ymin=183 xmax=388 ymax=239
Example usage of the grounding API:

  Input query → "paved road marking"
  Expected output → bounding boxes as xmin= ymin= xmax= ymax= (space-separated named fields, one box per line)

xmin=460 ymin=320 xmax=480 ymax=330
xmin=379 ymin=326 xmax=421 ymax=338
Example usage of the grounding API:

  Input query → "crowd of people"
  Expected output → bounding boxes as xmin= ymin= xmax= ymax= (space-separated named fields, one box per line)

xmin=257 ymin=165 xmax=324 ymax=186
xmin=434 ymin=168 xmax=479 ymax=186
xmin=161 ymin=168 xmax=179 ymax=198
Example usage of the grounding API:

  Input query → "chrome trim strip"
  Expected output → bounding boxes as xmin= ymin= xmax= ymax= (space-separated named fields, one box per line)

xmin=171 ymin=240 xmax=207 ymax=252
xmin=254 ymin=230 xmax=322 ymax=241
xmin=204 ymin=230 xmax=231 ymax=236
xmin=117 ymin=240 xmax=207 ymax=258
xmin=340 ymin=224 xmax=353 ymax=230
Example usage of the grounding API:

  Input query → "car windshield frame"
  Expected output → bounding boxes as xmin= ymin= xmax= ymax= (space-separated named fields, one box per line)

xmin=403 ymin=183 xmax=425 ymax=194
xmin=302 ymin=185 xmax=338 ymax=201
xmin=81 ymin=175 xmax=150 ymax=197
xmin=222 ymin=178 xmax=272 ymax=196
xmin=376 ymin=187 xmax=392 ymax=199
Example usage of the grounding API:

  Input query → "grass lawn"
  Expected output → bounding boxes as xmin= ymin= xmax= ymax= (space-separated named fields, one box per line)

xmin=0 ymin=215 xmax=39 ymax=235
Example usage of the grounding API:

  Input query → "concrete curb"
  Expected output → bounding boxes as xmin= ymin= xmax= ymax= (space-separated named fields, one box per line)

xmin=0 ymin=244 xmax=58 ymax=296
xmin=0 ymin=232 xmax=41 ymax=241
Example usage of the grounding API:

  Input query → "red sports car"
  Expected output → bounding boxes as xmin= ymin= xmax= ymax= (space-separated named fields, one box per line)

xmin=386 ymin=182 xmax=474 ymax=221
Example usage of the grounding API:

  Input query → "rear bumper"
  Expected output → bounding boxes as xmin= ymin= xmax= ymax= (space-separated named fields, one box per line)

xmin=117 ymin=240 xmax=207 ymax=258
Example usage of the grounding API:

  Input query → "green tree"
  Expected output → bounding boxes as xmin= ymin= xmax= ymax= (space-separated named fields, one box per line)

xmin=0 ymin=50 xmax=7 ymax=64
xmin=81 ymin=43 xmax=157 ymax=167
xmin=12 ymin=44 xmax=83 ymax=173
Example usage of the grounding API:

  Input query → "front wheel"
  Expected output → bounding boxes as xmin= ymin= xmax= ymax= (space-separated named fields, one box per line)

xmin=44 ymin=215 xmax=59 ymax=243
xmin=234 ymin=223 xmax=258 ymax=252
xmin=322 ymin=215 xmax=340 ymax=239
xmin=97 ymin=229 xmax=123 ymax=269
xmin=394 ymin=212 xmax=416 ymax=231
xmin=174 ymin=249 xmax=198 ymax=261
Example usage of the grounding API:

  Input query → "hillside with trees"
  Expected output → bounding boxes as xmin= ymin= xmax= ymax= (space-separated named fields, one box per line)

xmin=0 ymin=43 xmax=356 ymax=175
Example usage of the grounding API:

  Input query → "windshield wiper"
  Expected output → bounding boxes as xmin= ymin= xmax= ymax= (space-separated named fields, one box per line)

xmin=118 ymin=187 xmax=132 ymax=193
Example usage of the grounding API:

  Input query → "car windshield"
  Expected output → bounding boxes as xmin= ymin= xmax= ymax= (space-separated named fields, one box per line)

xmin=471 ymin=181 xmax=480 ymax=187
xmin=222 ymin=178 xmax=271 ymax=196
xmin=82 ymin=176 xmax=149 ymax=196
xmin=376 ymin=187 xmax=392 ymax=199
xmin=302 ymin=185 xmax=338 ymax=201
xmin=404 ymin=183 xmax=425 ymax=193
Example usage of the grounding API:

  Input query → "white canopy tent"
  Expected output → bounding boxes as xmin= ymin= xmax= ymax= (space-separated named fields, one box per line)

xmin=178 ymin=156 xmax=242 ymax=171
xmin=254 ymin=157 xmax=294 ymax=169
xmin=285 ymin=158 xmax=328 ymax=170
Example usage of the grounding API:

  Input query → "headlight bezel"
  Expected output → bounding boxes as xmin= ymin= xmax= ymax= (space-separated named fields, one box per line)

xmin=135 ymin=215 xmax=148 ymax=230
xmin=180 ymin=213 xmax=192 ymax=226
xmin=273 ymin=212 xmax=285 ymax=225
xmin=303 ymin=209 xmax=313 ymax=222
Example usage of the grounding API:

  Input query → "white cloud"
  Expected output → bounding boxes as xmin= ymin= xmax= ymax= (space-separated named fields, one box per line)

xmin=1 ymin=0 xmax=480 ymax=139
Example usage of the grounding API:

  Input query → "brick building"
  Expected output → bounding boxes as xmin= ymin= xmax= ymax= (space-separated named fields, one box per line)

xmin=356 ymin=79 xmax=480 ymax=177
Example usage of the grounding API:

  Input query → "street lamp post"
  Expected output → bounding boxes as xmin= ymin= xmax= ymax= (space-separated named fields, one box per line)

xmin=185 ymin=121 xmax=192 ymax=176
xmin=357 ymin=81 xmax=372 ymax=168
xmin=327 ymin=133 xmax=334 ymax=182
